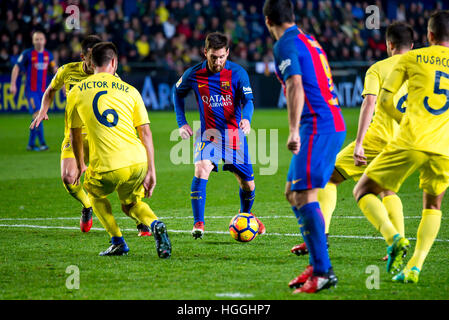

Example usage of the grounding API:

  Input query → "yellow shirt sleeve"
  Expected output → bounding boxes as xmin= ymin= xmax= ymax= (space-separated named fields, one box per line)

xmin=133 ymin=89 xmax=150 ymax=128
xmin=66 ymin=88 xmax=83 ymax=129
xmin=49 ymin=65 xmax=66 ymax=91
xmin=383 ymin=53 xmax=410 ymax=95
xmin=362 ymin=64 xmax=380 ymax=97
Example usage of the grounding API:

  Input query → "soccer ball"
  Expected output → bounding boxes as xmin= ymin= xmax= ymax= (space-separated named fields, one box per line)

xmin=229 ymin=212 xmax=259 ymax=242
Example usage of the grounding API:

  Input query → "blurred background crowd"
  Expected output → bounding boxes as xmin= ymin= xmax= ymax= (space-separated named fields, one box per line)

xmin=0 ymin=0 xmax=447 ymax=76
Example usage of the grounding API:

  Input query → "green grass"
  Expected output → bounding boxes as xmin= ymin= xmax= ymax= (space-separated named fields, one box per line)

xmin=0 ymin=109 xmax=448 ymax=300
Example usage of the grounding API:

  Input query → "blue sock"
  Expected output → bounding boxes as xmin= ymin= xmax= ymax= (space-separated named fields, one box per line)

xmin=28 ymin=127 xmax=37 ymax=147
xmin=292 ymin=202 xmax=331 ymax=275
xmin=111 ymin=236 xmax=125 ymax=245
xmin=239 ymin=188 xmax=255 ymax=213
xmin=36 ymin=123 xmax=46 ymax=146
xmin=191 ymin=177 xmax=208 ymax=225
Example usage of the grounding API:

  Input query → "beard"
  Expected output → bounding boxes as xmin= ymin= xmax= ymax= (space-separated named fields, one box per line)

xmin=207 ymin=61 xmax=225 ymax=73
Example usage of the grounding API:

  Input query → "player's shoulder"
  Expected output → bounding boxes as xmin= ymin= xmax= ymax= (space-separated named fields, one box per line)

xmin=17 ymin=48 xmax=32 ymax=62
xmin=58 ymin=61 xmax=81 ymax=74
xmin=184 ymin=61 xmax=204 ymax=77
xmin=226 ymin=60 xmax=249 ymax=74
xmin=369 ymin=55 xmax=400 ymax=74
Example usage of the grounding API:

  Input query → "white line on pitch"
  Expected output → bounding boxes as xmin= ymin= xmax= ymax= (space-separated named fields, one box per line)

xmin=0 ymin=223 xmax=448 ymax=243
xmin=0 ymin=215 xmax=428 ymax=221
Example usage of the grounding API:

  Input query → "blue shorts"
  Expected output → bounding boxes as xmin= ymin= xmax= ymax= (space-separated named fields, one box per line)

xmin=287 ymin=131 xmax=346 ymax=191
xmin=26 ymin=91 xmax=44 ymax=114
xmin=194 ymin=135 xmax=254 ymax=182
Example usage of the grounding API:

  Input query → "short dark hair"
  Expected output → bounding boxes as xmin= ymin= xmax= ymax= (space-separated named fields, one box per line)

xmin=81 ymin=35 xmax=102 ymax=55
xmin=91 ymin=42 xmax=118 ymax=67
xmin=386 ymin=22 xmax=414 ymax=49
xmin=429 ymin=10 xmax=449 ymax=43
xmin=205 ymin=32 xmax=229 ymax=50
xmin=263 ymin=0 xmax=295 ymax=26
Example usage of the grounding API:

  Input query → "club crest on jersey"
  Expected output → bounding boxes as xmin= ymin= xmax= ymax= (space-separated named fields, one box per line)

xmin=221 ymin=81 xmax=230 ymax=90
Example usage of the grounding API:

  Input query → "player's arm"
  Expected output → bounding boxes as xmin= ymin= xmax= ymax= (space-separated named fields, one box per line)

xmin=66 ymin=89 xmax=86 ymax=183
xmin=10 ymin=50 xmax=28 ymax=95
xmin=134 ymin=91 xmax=156 ymax=198
xmin=238 ymin=69 xmax=254 ymax=135
xmin=285 ymin=75 xmax=304 ymax=155
xmin=379 ymin=55 xmax=409 ymax=123
xmin=354 ymin=94 xmax=377 ymax=166
xmin=9 ymin=65 xmax=20 ymax=95
xmin=173 ymin=69 xmax=193 ymax=139
xmin=353 ymin=66 xmax=379 ymax=166
xmin=137 ymin=124 xmax=156 ymax=198
xmin=31 ymin=65 xmax=65 ymax=129
xmin=276 ymin=43 xmax=303 ymax=154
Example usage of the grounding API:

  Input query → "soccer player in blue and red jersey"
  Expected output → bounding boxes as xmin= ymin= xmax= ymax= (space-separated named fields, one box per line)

xmin=10 ymin=31 xmax=57 ymax=151
xmin=173 ymin=32 xmax=265 ymax=239
xmin=264 ymin=0 xmax=346 ymax=293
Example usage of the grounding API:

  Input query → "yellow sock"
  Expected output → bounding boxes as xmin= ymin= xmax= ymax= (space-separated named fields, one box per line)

xmin=90 ymin=196 xmax=122 ymax=238
xmin=382 ymin=194 xmax=404 ymax=237
xmin=406 ymin=209 xmax=442 ymax=271
xmin=318 ymin=182 xmax=337 ymax=234
xmin=64 ymin=182 xmax=91 ymax=208
xmin=129 ymin=201 xmax=158 ymax=228
xmin=358 ymin=193 xmax=398 ymax=245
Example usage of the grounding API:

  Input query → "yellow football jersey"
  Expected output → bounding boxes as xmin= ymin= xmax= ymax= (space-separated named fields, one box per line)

xmin=383 ymin=45 xmax=449 ymax=156
xmin=66 ymin=72 xmax=150 ymax=173
xmin=361 ymin=54 xmax=408 ymax=146
xmin=50 ymin=61 xmax=91 ymax=136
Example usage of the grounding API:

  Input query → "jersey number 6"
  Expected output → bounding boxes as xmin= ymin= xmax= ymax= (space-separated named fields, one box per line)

xmin=424 ymin=70 xmax=449 ymax=115
xmin=93 ymin=90 xmax=119 ymax=127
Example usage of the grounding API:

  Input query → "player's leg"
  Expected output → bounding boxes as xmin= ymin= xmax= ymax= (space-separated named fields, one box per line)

xmin=394 ymin=154 xmax=449 ymax=283
xmin=60 ymin=154 xmax=93 ymax=232
xmin=287 ymin=186 xmax=337 ymax=293
xmin=33 ymin=92 xmax=48 ymax=150
xmin=287 ymin=132 xmax=344 ymax=293
xmin=83 ymin=168 xmax=128 ymax=256
xmin=26 ymin=95 xmax=39 ymax=151
xmin=380 ymin=190 xmax=404 ymax=237
xmin=293 ymin=169 xmax=345 ymax=255
xmin=118 ymin=163 xmax=171 ymax=258
xmin=353 ymin=148 xmax=426 ymax=272
xmin=191 ymin=159 xmax=214 ymax=239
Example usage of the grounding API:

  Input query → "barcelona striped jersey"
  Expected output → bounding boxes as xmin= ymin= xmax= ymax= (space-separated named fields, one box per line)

xmin=173 ymin=60 xmax=254 ymax=149
xmin=16 ymin=48 xmax=55 ymax=94
xmin=273 ymin=25 xmax=345 ymax=135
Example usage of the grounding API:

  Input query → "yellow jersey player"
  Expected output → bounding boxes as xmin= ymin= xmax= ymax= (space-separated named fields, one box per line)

xmin=67 ymin=42 xmax=171 ymax=258
xmin=354 ymin=10 xmax=449 ymax=284
xmin=30 ymin=35 xmax=151 ymax=237
xmin=291 ymin=22 xmax=414 ymax=260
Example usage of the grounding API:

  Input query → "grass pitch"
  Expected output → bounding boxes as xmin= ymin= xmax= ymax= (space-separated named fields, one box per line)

xmin=0 ymin=109 xmax=448 ymax=300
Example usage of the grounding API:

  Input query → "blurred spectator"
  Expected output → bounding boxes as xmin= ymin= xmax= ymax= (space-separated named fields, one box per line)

xmin=0 ymin=0 xmax=447 ymax=75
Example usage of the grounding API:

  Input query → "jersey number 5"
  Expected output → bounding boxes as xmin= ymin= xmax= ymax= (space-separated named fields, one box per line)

xmin=93 ymin=90 xmax=119 ymax=127
xmin=424 ymin=70 xmax=449 ymax=115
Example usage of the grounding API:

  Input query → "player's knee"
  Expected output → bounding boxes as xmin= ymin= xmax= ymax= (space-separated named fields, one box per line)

xmin=240 ymin=180 xmax=255 ymax=192
xmin=61 ymin=172 xmax=77 ymax=185
xmin=195 ymin=162 xmax=213 ymax=179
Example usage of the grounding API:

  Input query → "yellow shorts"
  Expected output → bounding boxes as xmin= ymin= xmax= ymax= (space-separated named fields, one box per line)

xmin=335 ymin=140 xmax=384 ymax=181
xmin=60 ymin=134 xmax=89 ymax=162
xmin=84 ymin=162 xmax=148 ymax=205
xmin=365 ymin=145 xmax=449 ymax=196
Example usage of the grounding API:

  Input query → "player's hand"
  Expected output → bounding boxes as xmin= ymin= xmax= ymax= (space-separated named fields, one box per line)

xmin=9 ymin=84 xmax=17 ymax=95
xmin=179 ymin=124 xmax=193 ymax=140
xmin=287 ymin=132 xmax=300 ymax=155
xmin=143 ymin=172 xmax=156 ymax=198
xmin=30 ymin=112 xmax=49 ymax=129
xmin=353 ymin=143 xmax=367 ymax=166
xmin=75 ymin=163 xmax=87 ymax=185
xmin=239 ymin=119 xmax=251 ymax=135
